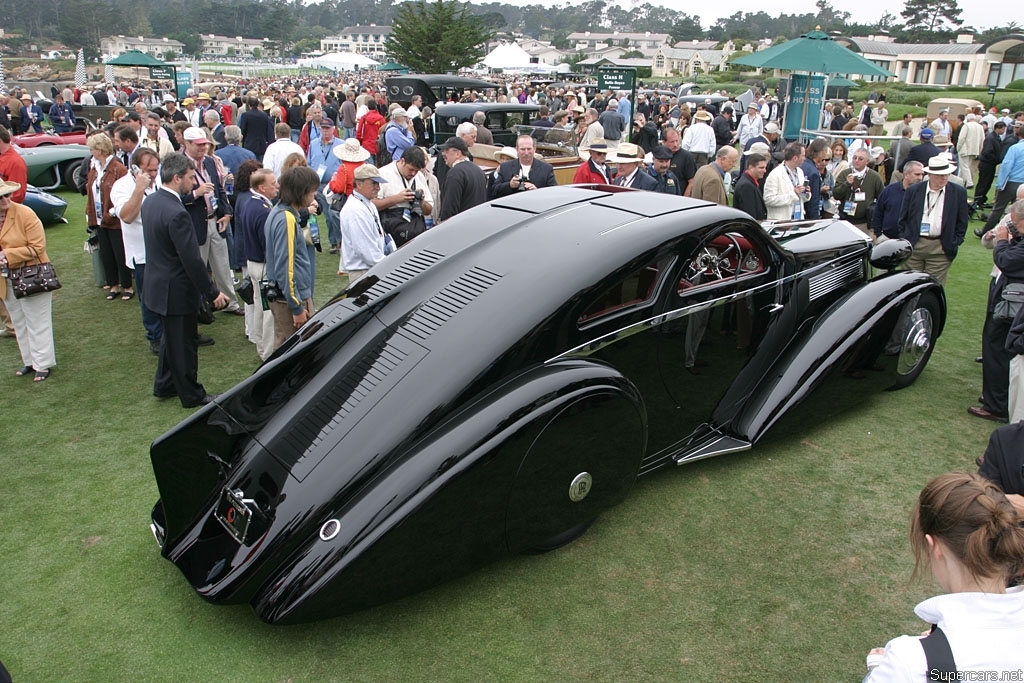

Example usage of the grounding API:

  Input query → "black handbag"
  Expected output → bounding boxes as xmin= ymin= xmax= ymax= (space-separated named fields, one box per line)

xmin=8 ymin=248 xmax=61 ymax=299
xmin=380 ymin=208 xmax=426 ymax=247
xmin=235 ymin=278 xmax=254 ymax=306
xmin=197 ymin=295 xmax=216 ymax=324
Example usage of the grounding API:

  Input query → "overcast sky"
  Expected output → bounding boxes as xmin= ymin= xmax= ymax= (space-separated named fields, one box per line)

xmin=652 ymin=0 xmax=1005 ymax=33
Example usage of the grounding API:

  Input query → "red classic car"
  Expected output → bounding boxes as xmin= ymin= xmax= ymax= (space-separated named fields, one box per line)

xmin=13 ymin=129 xmax=89 ymax=148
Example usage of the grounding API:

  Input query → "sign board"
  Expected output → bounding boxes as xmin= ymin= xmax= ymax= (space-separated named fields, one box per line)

xmin=784 ymin=73 xmax=826 ymax=141
xmin=149 ymin=65 xmax=174 ymax=80
xmin=597 ymin=67 xmax=635 ymax=93
xmin=175 ymin=71 xmax=191 ymax=100
xmin=598 ymin=67 xmax=637 ymax=134
xmin=988 ymin=87 xmax=997 ymax=95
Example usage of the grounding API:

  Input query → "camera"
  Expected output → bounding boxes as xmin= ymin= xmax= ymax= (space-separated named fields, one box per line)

xmin=259 ymin=279 xmax=284 ymax=303
xmin=413 ymin=189 xmax=424 ymax=202
xmin=515 ymin=174 xmax=530 ymax=190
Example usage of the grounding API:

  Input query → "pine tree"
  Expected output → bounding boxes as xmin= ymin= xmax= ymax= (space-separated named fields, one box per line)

xmin=386 ymin=0 xmax=495 ymax=74
xmin=900 ymin=0 xmax=963 ymax=33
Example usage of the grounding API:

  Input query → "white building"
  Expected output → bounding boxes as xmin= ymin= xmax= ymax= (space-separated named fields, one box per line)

xmin=321 ymin=26 xmax=392 ymax=58
xmin=100 ymin=35 xmax=185 ymax=59
xmin=567 ymin=31 xmax=672 ymax=58
xmin=652 ymin=41 xmax=734 ymax=78
xmin=836 ymin=32 xmax=1024 ymax=86
xmin=200 ymin=34 xmax=274 ymax=59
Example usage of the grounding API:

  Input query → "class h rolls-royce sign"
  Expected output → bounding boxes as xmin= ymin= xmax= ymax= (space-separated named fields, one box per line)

xmin=598 ymin=68 xmax=636 ymax=93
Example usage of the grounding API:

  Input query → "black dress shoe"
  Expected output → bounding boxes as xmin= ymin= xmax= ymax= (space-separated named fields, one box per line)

xmin=975 ymin=356 xmax=983 ymax=363
xmin=182 ymin=393 xmax=219 ymax=408
xmin=967 ymin=405 xmax=1008 ymax=423
xmin=154 ymin=389 xmax=178 ymax=399
xmin=197 ymin=335 xmax=215 ymax=347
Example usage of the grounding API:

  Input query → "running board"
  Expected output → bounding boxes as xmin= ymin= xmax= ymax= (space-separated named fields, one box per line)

xmin=673 ymin=435 xmax=752 ymax=465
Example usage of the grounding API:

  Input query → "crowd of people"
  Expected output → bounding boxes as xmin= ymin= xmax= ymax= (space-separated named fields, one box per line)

xmin=2 ymin=75 xmax=1024 ymax=419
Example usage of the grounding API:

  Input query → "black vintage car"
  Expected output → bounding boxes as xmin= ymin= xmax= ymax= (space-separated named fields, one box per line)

xmin=434 ymin=102 xmax=542 ymax=147
xmin=149 ymin=186 xmax=944 ymax=624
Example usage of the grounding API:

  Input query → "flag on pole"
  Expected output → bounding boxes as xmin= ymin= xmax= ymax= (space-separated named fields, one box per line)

xmin=0 ymin=53 xmax=7 ymax=95
xmin=75 ymin=49 xmax=87 ymax=88
xmin=104 ymin=64 xmax=114 ymax=84
xmin=191 ymin=61 xmax=199 ymax=83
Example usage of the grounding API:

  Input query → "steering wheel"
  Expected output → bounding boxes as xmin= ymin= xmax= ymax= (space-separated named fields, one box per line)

xmin=686 ymin=233 xmax=743 ymax=282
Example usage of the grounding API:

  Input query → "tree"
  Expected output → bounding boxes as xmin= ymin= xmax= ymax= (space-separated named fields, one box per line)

xmin=386 ymin=0 xmax=494 ymax=73
xmin=900 ymin=0 xmax=963 ymax=33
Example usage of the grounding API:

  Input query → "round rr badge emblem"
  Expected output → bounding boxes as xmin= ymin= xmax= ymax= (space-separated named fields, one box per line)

xmin=568 ymin=472 xmax=592 ymax=502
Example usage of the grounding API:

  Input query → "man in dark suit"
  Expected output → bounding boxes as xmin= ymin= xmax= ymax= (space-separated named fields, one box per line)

xmin=141 ymin=153 xmax=229 ymax=408
xmin=609 ymin=143 xmax=658 ymax=191
xmin=204 ymin=109 xmax=227 ymax=149
xmin=733 ymin=152 xmax=768 ymax=221
xmin=238 ymin=96 xmax=274 ymax=161
xmin=897 ymin=155 xmax=969 ymax=286
xmin=900 ymin=127 xmax=941 ymax=172
xmin=489 ymin=134 xmax=558 ymax=199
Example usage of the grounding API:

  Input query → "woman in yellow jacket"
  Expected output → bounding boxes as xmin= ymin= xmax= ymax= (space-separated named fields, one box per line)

xmin=0 ymin=180 xmax=56 ymax=381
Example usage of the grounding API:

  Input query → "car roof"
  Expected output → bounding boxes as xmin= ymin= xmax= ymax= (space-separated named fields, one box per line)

xmin=435 ymin=102 xmax=540 ymax=116
xmin=387 ymin=75 xmax=497 ymax=89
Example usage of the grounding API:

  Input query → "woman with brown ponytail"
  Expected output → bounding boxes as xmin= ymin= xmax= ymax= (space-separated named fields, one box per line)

xmin=864 ymin=473 xmax=1024 ymax=681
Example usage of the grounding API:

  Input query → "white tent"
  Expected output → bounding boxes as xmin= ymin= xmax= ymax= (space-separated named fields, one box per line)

xmin=482 ymin=42 xmax=554 ymax=73
xmin=297 ymin=52 xmax=379 ymax=71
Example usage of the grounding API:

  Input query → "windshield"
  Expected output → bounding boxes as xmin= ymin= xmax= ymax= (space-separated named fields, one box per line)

xmin=513 ymin=124 xmax=579 ymax=160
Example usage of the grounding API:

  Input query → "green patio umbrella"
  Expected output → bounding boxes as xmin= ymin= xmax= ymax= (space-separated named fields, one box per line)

xmin=730 ymin=30 xmax=892 ymax=78
xmin=105 ymin=50 xmax=168 ymax=81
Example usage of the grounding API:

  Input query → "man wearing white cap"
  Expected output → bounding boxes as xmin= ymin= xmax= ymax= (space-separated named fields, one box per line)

xmin=384 ymin=108 xmax=415 ymax=162
xmin=736 ymin=103 xmax=763 ymax=148
xmin=18 ymin=95 xmax=43 ymax=134
xmin=340 ymin=164 xmax=391 ymax=283
xmin=609 ymin=143 xmax=657 ymax=190
xmin=681 ymin=110 xmax=716 ymax=167
xmin=897 ymin=155 xmax=969 ymax=285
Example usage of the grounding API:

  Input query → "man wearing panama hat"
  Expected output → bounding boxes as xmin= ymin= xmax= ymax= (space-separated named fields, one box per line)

xmin=897 ymin=155 xmax=969 ymax=285
xmin=608 ymin=143 xmax=658 ymax=191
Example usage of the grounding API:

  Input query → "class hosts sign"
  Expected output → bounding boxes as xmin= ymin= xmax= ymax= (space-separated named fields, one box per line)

xmin=784 ymin=74 xmax=826 ymax=141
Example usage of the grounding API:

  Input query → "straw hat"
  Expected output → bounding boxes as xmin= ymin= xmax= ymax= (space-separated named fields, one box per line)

xmin=335 ymin=137 xmax=371 ymax=162
xmin=0 ymin=180 xmax=22 ymax=197
xmin=926 ymin=156 xmax=957 ymax=175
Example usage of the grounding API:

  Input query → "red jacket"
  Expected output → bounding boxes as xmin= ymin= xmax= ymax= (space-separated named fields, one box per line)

xmin=356 ymin=110 xmax=385 ymax=155
xmin=573 ymin=158 xmax=614 ymax=185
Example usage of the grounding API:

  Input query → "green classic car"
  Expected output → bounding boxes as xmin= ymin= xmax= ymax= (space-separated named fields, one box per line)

xmin=17 ymin=143 xmax=89 ymax=192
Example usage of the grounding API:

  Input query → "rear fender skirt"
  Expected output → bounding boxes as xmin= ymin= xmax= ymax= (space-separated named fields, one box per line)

xmin=728 ymin=272 xmax=944 ymax=443
xmin=250 ymin=359 xmax=644 ymax=624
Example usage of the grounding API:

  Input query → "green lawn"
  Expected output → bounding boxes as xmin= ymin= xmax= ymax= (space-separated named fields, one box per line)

xmin=0 ymin=190 xmax=1003 ymax=682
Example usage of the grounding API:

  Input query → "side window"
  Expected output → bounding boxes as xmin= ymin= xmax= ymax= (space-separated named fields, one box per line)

xmin=678 ymin=225 xmax=765 ymax=295
xmin=579 ymin=256 xmax=674 ymax=326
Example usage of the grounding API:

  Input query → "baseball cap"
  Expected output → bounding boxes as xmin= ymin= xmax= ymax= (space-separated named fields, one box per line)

xmin=354 ymin=164 xmax=388 ymax=183
xmin=919 ymin=128 xmax=933 ymax=139
xmin=440 ymin=136 xmax=469 ymax=153
xmin=651 ymin=145 xmax=673 ymax=160
xmin=182 ymin=127 xmax=209 ymax=142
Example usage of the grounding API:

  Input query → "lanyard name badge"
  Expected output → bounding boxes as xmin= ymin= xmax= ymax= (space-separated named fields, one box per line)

xmin=788 ymin=168 xmax=803 ymax=220
xmin=921 ymin=189 xmax=943 ymax=237
xmin=316 ymin=144 xmax=330 ymax=180
xmin=844 ymin=174 xmax=863 ymax=216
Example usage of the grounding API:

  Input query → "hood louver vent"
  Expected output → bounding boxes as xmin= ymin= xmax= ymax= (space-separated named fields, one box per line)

xmin=808 ymin=260 xmax=863 ymax=301
xmin=401 ymin=267 xmax=503 ymax=341
xmin=358 ymin=250 xmax=444 ymax=303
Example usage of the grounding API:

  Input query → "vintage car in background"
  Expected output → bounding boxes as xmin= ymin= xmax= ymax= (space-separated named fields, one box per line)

xmin=24 ymin=185 xmax=68 ymax=224
xmin=18 ymin=143 xmax=88 ymax=191
xmin=434 ymin=102 xmax=543 ymax=147
xmin=13 ymin=118 xmax=97 ymax=149
xmin=14 ymin=129 xmax=88 ymax=148
xmin=148 ymin=186 xmax=944 ymax=623
xmin=385 ymin=74 xmax=497 ymax=108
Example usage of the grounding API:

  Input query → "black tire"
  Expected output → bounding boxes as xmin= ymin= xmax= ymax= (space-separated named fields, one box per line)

xmin=893 ymin=291 xmax=941 ymax=389
xmin=526 ymin=518 xmax=595 ymax=554
xmin=62 ymin=160 xmax=82 ymax=190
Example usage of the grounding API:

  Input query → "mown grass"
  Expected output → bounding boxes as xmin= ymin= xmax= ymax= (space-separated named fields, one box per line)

xmin=0 ymin=190 xmax=1002 ymax=682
